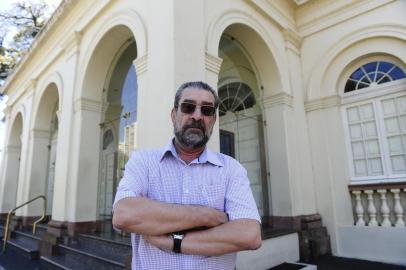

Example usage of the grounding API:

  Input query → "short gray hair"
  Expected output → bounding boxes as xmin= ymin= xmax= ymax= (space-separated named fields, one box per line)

xmin=174 ymin=81 xmax=220 ymax=109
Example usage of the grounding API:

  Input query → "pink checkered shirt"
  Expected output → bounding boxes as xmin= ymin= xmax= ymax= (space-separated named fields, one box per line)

xmin=113 ymin=140 xmax=260 ymax=270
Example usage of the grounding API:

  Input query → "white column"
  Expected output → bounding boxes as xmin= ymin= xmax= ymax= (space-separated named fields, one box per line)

xmin=377 ymin=189 xmax=391 ymax=227
xmin=15 ymin=88 xmax=35 ymax=216
xmin=353 ymin=190 xmax=365 ymax=226
xmin=205 ymin=52 xmax=222 ymax=151
xmin=263 ymin=93 xmax=294 ymax=216
xmin=364 ymin=190 xmax=378 ymax=226
xmin=51 ymin=32 xmax=82 ymax=222
xmin=391 ymin=189 xmax=405 ymax=227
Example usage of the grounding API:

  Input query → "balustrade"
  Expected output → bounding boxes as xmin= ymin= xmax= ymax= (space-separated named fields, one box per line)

xmin=349 ymin=182 xmax=406 ymax=227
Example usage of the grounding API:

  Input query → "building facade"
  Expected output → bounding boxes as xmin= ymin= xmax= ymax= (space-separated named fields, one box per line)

xmin=0 ymin=0 xmax=405 ymax=267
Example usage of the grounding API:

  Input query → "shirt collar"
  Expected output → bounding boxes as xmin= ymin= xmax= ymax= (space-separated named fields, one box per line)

xmin=160 ymin=139 xmax=224 ymax=167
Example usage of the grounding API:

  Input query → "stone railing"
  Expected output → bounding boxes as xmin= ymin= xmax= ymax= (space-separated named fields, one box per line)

xmin=349 ymin=182 xmax=406 ymax=227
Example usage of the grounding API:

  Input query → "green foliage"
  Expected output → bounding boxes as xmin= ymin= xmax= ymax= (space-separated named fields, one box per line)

xmin=0 ymin=0 xmax=54 ymax=86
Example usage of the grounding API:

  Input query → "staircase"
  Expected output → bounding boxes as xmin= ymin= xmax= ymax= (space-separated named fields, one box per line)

xmin=0 ymin=222 xmax=132 ymax=270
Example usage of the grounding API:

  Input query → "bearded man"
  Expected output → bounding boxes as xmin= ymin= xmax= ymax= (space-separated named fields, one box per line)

xmin=112 ymin=81 xmax=261 ymax=270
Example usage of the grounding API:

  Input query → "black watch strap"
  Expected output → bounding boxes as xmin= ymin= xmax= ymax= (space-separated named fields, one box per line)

xmin=172 ymin=232 xmax=184 ymax=253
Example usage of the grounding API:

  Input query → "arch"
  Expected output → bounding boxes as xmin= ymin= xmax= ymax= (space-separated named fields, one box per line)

xmin=206 ymin=9 xmax=288 ymax=95
xmin=77 ymin=8 xmax=146 ymax=100
xmin=25 ymin=81 xmax=61 ymax=217
xmin=0 ymin=111 xmax=24 ymax=212
xmin=6 ymin=106 xmax=25 ymax=146
xmin=35 ymin=72 xmax=63 ymax=110
xmin=307 ymin=24 xmax=406 ymax=100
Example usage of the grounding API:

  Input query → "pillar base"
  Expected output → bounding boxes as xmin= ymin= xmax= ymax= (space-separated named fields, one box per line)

xmin=266 ymin=214 xmax=331 ymax=262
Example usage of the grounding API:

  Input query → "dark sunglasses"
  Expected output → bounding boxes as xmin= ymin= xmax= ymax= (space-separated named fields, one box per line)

xmin=179 ymin=102 xmax=216 ymax=116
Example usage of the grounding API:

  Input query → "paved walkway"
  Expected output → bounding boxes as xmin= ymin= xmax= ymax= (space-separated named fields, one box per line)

xmin=312 ymin=255 xmax=406 ymax=270
xmin=270 ymin=256 xmax=406 ymax=270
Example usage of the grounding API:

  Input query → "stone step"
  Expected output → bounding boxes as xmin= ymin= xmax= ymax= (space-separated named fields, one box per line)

xmin=5 ymin=236 xmax=39 ymax=260
xmin=71 ymin=233 xmax=131 ymax=264
xmin=41 ymin=243 xmax=125 ymax=270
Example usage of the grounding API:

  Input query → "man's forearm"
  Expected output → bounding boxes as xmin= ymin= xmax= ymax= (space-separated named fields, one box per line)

xmin=112 ymin=197 xmax=228 ymax=235
xmin=145 ymin=219 xmax=261 ymax=256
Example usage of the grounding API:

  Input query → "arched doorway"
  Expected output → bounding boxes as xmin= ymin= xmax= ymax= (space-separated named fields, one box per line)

xmin=218 ymin=30 xmax=270 ymax=216
xmin=28 ymin=83 xmax=60 ymax=217
xmin=0 ymin=113 xmax=23 ymax=212
xmin=97 ymin=39 xmax=137 ymax=221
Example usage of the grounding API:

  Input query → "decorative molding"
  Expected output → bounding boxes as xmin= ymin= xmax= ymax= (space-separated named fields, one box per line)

xmin=263 ymin=92 xmax=293 ymax=108
xmin=205 ymin=52 xmax=223 ymax=75
xmin=62 ymin=31 xmax=83 ymax=59
xmin=0 ymin=0 xmax=74 ymax=91
xmin=74 ymin=98 xmax=103 ymax=113
xmin=292 ymin=0 xmax=310 ymax=5
xmin=305 ymin=95 xmax=341 ymax=112
xmin=297 ymin=0 xmax=394 ymax=37
xmin=31 ymin=128 xmax=51 ymax=139
xmin=133 ymin=54 xmax=148 ymax=75
xmin=6 ymin=145 xmax=21 ymax=154
xmin=282 ymin=28 xmax=302 ymax=55
xmin=2 ymin=105 xmax=11 ymax=115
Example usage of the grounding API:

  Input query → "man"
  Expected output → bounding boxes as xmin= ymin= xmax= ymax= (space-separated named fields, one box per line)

xmin=113 ymin=81 xmax=261 ymax=269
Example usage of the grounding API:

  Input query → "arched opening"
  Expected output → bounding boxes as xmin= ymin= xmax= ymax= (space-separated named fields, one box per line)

xmin=79 ymin=25 xmax=138 ymax=226
xmin=29 ymin=83 xmax=59 ymax=218
xmin=1 ymin=113 xmax=23 ymax=212
xmin=98 ymin=42 xmax=137 ymax=220
xmin=217 ymin=24 xmax=278 ymax=217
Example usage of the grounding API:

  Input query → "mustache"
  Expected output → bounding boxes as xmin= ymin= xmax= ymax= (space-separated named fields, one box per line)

xmin=183 ymin=120 xmax=205 ymax=132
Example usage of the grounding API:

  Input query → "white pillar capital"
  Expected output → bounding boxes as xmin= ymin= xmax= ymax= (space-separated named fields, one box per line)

xmin=205 ymin=52 xmax=223 ymax=76
xmin=133 ymin=54 xmax=148 ymax=76
xmin=263 ymin=92 xmax=293 ymax=109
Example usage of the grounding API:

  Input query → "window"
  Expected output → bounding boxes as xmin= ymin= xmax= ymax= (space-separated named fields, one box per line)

xmin=218 ymin=82 xmax=256 ymax=116
xmin=343 ymin=61 xmax=406 ymax=183
xmin=344 ymin=61 xmax=406 ymax=93
xmin=220 ymin=130 xmax=235 ymax=158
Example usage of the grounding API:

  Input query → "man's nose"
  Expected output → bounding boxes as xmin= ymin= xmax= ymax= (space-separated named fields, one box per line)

xmin=191 ymin=106 xmax=203 ymax=119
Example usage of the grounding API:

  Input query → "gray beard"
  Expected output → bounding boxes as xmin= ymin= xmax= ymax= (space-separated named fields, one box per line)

xmin=174 ymin=124 xmax=210 ymax=149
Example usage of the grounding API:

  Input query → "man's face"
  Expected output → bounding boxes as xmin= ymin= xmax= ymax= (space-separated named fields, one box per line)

xmin=171 ymin=87 xmax=217 ymax=149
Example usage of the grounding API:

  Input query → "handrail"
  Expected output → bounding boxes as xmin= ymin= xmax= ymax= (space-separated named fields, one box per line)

xmin=2 ymin=195 xmax=47 ymax=253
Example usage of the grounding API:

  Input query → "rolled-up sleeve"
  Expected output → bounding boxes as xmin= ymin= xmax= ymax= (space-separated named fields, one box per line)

xmin=112 ymin=151 xmax=148 ymax=211
xmin=225 ymin=160 xmax=261 ymax=223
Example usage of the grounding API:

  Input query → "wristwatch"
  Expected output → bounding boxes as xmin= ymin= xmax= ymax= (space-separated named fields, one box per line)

xmin=171 ymin=232 xmax=185 ymax=253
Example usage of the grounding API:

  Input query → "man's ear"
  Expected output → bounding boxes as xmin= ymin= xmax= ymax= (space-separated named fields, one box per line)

xmin=171 ymin=108 xmax=176 ymax=124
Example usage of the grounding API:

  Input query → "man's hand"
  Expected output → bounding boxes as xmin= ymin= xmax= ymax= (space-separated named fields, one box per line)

xmin=113 ymin=197 xmax=228 ymax=235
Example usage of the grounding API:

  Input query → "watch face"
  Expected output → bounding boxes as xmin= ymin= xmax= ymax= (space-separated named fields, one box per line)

xmin=173 ymin=233 xmax=184 ymax=240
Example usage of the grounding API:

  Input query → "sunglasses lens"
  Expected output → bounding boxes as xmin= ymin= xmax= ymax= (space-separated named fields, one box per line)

xmin=180 ymin=103 xmax=196 ymax=114
xmin=201 ymin=106 xmax=215 ymax=116
xmin=179 ymin=102 xmax=215 ymax=116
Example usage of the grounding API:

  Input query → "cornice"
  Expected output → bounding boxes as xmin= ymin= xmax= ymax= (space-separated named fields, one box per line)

xmin=297 ymin=0 xmax=394 ymax=37
xmin=133 ymin=54 xmax=148 ymax=76
xmin=263 ymin=92 xmax=293 ymax=108
xmin=74 ymin=98 xmax=103 ymax=113
xmin=205 ymin=53 xmax=223 ymax=75
xmin=305 ymin=95 xmax=341 ymax=112
xmin=1 ymin=0 xmax=74 ymax=92
xmin=6 ymin=78 xmax=37 ymax=107
xmin=247 ymin=0 xmax=296 ymax=30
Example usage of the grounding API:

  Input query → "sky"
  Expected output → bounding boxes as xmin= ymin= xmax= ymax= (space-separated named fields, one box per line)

xmin=0 ymin=0 xmax=62 ymax=152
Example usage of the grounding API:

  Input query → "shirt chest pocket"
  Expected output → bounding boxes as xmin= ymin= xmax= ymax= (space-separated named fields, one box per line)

xmin=197 ymin=184 xmax=225 ymax=211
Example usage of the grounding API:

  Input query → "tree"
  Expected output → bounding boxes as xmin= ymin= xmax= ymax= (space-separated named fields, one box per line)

xmin=0 ymin=0 xmax=54 ymax=86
